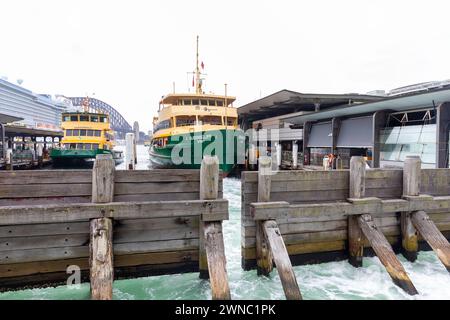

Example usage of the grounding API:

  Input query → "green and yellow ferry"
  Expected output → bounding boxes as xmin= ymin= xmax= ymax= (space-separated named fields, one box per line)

xmin=51 ymin=102 xmax=123 ymax=165
xmin=149 ymin=37 xmax=243 ymax=175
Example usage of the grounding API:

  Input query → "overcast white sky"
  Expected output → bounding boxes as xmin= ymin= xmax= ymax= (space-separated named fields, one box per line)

xmin=1 ymin=0 xmax=450 ymax=131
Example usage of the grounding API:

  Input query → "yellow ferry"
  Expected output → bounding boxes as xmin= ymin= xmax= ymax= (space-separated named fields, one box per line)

xmin=149 ymin=36 xmax=243 ymax=175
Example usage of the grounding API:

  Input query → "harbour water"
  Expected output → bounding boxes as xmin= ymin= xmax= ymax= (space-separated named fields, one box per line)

xmin=1 ymin=145 xmax=450 ymax=300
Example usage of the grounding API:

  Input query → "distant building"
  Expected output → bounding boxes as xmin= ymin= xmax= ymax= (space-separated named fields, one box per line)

xmin=133 ymin=121 xmax=140 ymax=142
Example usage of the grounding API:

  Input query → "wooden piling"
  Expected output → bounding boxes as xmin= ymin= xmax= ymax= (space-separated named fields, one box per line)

xmin=125 ymin=133 xmax=136 ymax=170
xmin=263 ymin=220 xmax=302 ymax=300
xmin=204 ymin=222 xmax=231 ymax=299
xmin=401 ymin=156 xmax=420 ymax=261
xmin=199 ymin=155 xmax=219 ymax=279
xmin=199 ymin=156 xmax=231 ymax=299
xmin=348 ymin=156 xmax=365 ymax=267
xmin=411 ymin=211 xmax=450 ymax=273
xmin=90 ymin=154 xmax=115 ymax=300
xmin=256 ymin=156 xmax=273 ymax=276
xmin=358 ymin=213 xmax=418 ymax=295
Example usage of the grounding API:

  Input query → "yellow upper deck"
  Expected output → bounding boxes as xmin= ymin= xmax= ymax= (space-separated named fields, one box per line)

xmin=60 ymin=112 xmax=114 ymax=149
xmin=152 ymin=93 xmax=239 ymax=139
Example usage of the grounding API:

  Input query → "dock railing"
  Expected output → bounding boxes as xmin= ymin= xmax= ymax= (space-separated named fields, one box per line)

xmin=244 ymin=156 xmax=450 ymax=298
xmin=0 ymin=154 xmax=230 ymax=300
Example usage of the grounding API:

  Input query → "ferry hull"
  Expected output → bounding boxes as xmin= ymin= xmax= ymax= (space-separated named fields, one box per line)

xmin=149 ymin=129 xmax=244 ymax=176
xmin=50 ymin=149 xmax=124 ymax=165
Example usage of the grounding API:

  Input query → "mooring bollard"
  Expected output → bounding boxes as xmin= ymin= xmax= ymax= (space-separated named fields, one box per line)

xmin=90 ymin=154 xmax=115 ymax=300
xmin=125 ymin=132 xmax=135 ymax=170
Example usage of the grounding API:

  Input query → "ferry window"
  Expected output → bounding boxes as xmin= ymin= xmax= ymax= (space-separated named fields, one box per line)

xmin=87 ymin=130 xmax=94 ymax=136
xmin=70 ymin=115 xmax=78 ymax=121
xmin=226 ymin=117 xmax=237 ymax=126
xmin=84 ymin=143 xmax=92 ymax=150
xmin=92 ymin=144 xmax=99 ymax=150
xmin=76 ymin=143 xmax=83 ymax=149
xmin=91 ymin=115 xmax=99 ymax=122
xmin=80 ymin=115 xmax=89 ymax=121
xmin=63 ymin=115 xmax=71 ymax=122
xmin=100 ymin=116 xmax=107 ymax=123
xmin=198 ymin=116 xmax=222 ymax=126
xmin=176 ymin=116 xmax=196 ymax=127
xmin=94 ymin=130 xmax=101 ymax=137
xmin=192 ymin=99 xmax=199 ymax=105
xmin=66 ymin=129 xmax=73 ymax=136
xmin=183 ymin=99 xmax=191 ymax=105
xmin=216 ymin=100 xmax=223 ymax=106
xmin=208 ymin=100 xmax=216 ymax=106
xmin=200 ymin=100 xmax=208 ymax=106
xmin=69 ymin=143 xmax=76 ymax=149
xmin=72 ymin=129 xmax=80 ymax=136
xmin=153 ymin=119 xmax=171 ymax=132
xmin=80 ymin=129 xmax=87 ymax=136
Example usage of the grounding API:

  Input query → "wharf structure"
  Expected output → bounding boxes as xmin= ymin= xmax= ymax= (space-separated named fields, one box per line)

xmin=0 ymin=78 xmax=66 ymax=169
xmin=238 ymin=81 xmax=450 ymax=169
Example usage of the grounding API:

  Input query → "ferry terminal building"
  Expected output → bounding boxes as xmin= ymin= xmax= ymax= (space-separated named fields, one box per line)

xmin=238 ymin=82 xmax=450 ymax=169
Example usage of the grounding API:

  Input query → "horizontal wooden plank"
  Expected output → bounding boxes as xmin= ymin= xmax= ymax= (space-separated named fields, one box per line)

xmin=243 ymin=179 xmax=348 ymax=194
xmin=0 ymin=221 xmax=89 ymax=238
xmin=0 ymin=250 xmax=198 ymax=279
xmin=366 ymin=169 xmax=402 ymax=180
xmin=115 ymin=217 xmax=199 ymax=231
xmin=365 ymin=187 xmax=402 ymax=199
xmin=113 ymin=193 xmax=200 ymax=202
xmin=0 ymin=184 xmax=92 ymax=198
xmin=114 ymin=227 xmax=198 ymax=243
xmin=0 ymin=196 xmax=91 ymax=207
xmin=0 ymin=170 xmax=92 ymax=185
xmin=244 ymin=190 xmax=349 ymax=204
xmin=0 ymin=233 xmax=89 ymax=252
xmin=242 ymin=170 xmax=349 ymax=182
xmin=0 ymin=199 xmax=228 ymax=225
xmin=115 ymin=169 xmax=201 ymax=183
xmin=115 ymin=181 xmax=205 ymax=195
xmin=421 ymin=169 xmax=450 ymax=196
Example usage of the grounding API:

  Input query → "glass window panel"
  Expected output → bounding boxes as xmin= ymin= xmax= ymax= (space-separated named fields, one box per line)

xmin=79 ymin=129 xmax=87 ymax=136
xmin=183 ymin=99 xmax=191 ymax=105
xmin=91 ymin=115 xmax=99 ymax=122
xmin=70 ymin=115 xmax=78 ymax=121
xmin=72 ymin=129 xmax=79 ymax=136
xmin=63 ymin=116 xmax=71 ymax=122
xmin=208 ymin=100 xmax=216 ymax=106
xmin=200 ymin=100 xmax=208 ymax=106
xmin=66 ymin=129 xmax=72 ymax=136
xmin=87 ymin=130 xmax=94 ymax=136
xmin=76 ymin=143 xmax=83 ymax=149
xmin=80 ymin=115 xmax=89 ymax=121
xmin=216 ymin=100 xmax=223 ymax=106
xmin=192 ymin=99 xmax=199 ymax=105
xmin=92 ymin=144 xmax=99 ymax=150
xmin=94 ymin=130 xmax=101 ymax=137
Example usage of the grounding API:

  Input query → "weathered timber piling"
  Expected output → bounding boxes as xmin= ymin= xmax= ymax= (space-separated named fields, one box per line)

xmin=256 ymin=156 xmax=273 ymax=276
xmin=125 ymin=132 xmax=136 ymax=170
xmin=348 ymin=156 xmax=365 ymax=267
xmin=252 ymin=156 xmax=302 ymax=300
xmin=358 ymin=214 xmax=418 ymax=295
xmin=411 ymin=211 xmax=450 ymax=272
xmin=348 ymin=156 xmax=418 ymax=295
xmin=263 ymin=220 xmax=302 ymax=300
xmin=401 ymin=156 xmax=421 ymax=261
xmin=90 ymin=154 xmax=115 ymax=300
xmin=199 ymin=156 xmax=231 ymax=299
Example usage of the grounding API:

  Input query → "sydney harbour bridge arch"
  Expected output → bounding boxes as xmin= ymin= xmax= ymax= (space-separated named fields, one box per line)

xmin=68 ymin=97 xmax=133 ymax=139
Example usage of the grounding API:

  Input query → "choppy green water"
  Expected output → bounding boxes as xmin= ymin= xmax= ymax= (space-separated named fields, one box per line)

xmin=1 ymin=146 xmax=450 ymax=300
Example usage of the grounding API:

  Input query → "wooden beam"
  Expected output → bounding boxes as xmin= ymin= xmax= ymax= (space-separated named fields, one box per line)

xmin=263 ymin=220 xmax=302 ymax=300
xmin=348 ymin=156 xmax=365 ymax=267
xmin=411 ymin=210 xmax=450 ymax=273
xmin=256 ymin=156 xmax=273 ymax=276
xmin=90 ymin=154 xmax=115 ymax=300
xmin=0 ymin=199 xmax=228 ymax=225
xmin=358 ymin=214 xmax=418 ymax=295
xmin=204 ymin=222 xmax=231 ymax=299
xmin=199 ymin=156 xmax=219 ymax=279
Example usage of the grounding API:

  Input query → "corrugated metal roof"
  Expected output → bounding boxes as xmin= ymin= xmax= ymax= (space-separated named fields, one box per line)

xmin=285 ymin=87 xmax=450 ymax=126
